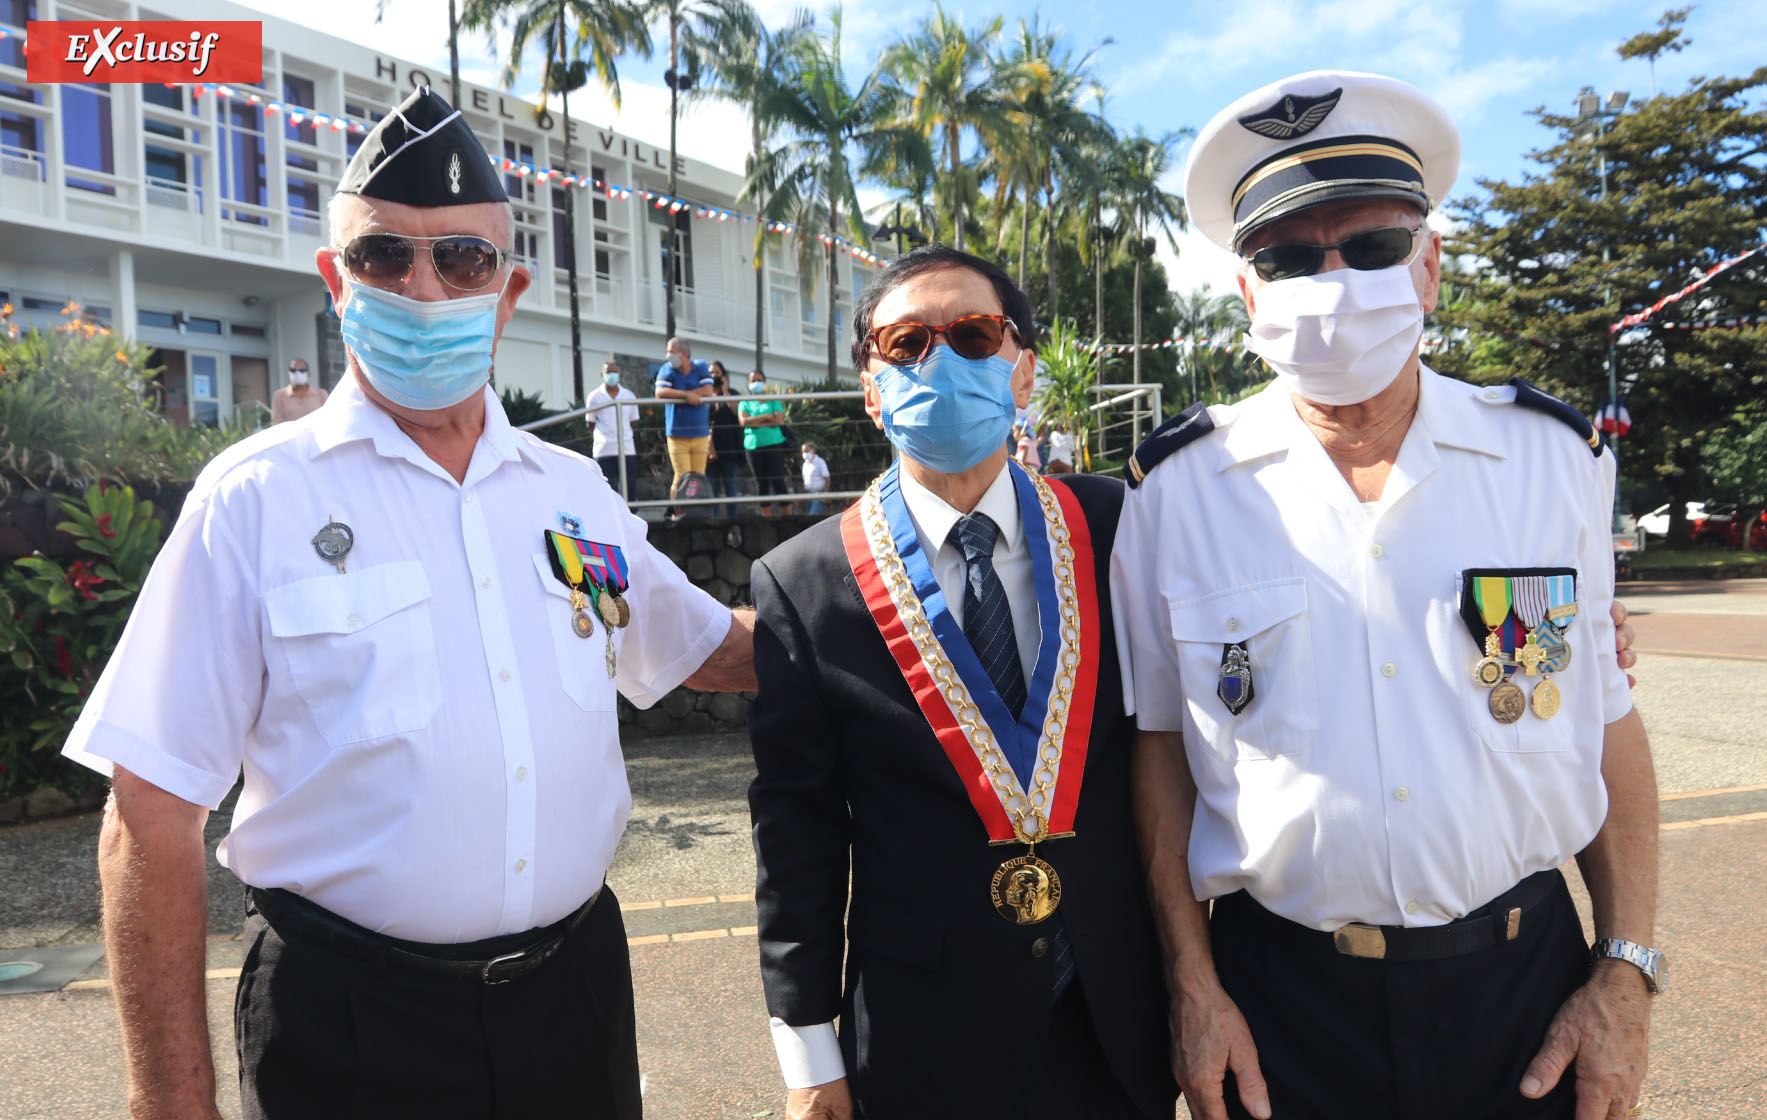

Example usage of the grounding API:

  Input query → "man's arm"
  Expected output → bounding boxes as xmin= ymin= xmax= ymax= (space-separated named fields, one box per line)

xmin=1133 ymin=730 xmax=1272 ymax=1120
xmin=270 ymin=392 xmax=287 ymax=424
xmin=1521 ymin=707 xmax=1657 ymax=1117
xmin=655 ymin=385 xmax=703 ymax=406
xmin=681 ymin=608 xmax=757 ymax=692
xmin=99 ymin=766 xmax=223 ymax=1120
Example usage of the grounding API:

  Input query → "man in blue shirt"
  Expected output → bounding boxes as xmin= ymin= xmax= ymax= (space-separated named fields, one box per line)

xmin=654 ymin=336 xmax=717 ymax=502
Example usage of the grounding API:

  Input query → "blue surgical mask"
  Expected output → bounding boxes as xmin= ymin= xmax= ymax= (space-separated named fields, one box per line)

xmin=874 ymin=346 xmax=1021 ymax=474
xmin=339 ymin=282 xmax=501 ymax=411
xmin=749 ymin=379 xmax=764 ymax=392
xmin=604 ymin=372 xmax=621 ymax=387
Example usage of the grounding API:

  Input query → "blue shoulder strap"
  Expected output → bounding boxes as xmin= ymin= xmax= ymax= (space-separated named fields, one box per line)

xmin=1126 ymin=403 xmax=1215 ymax=489
xmin=1508 ymin=377 xmax=1601 ymax=457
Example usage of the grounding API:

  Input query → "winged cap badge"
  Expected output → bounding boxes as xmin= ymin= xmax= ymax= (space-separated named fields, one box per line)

xmin=1238 ymin=87 xmax=1344 ymax=140
xmin=447 ymin=151 xmax=463 ymax=195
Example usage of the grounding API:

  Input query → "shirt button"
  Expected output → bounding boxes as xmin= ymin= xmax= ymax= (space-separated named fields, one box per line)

xmin=1483 ymin=389 xmax=1502 ymax=401
xmin=1405 ymin=900 xmax=1421 ymax=916
xmin=515 ymin=858 xmax=527 ymax=873
xmin=480 ymin=576 xmax=492 ymax=589
xmin=1226 ymin=617 xmax=1241 ymax=633
xmin=1370 ymin=542 xmax=1385 ymax=558
xmin=346 ymin=613 xmax=361 ymax=628
xmin=1030 ymin=937 xmax=1051 ymax=958
xmin=463 ymin=492 xmax=473 ymax=503
xmin=1381 ymin=662 xmax=1397 ymax=677
xmin=1394 ymin=785 xmax=1410 ymax=802
xmin=516 ymin=766 xmax=528 ymax=781
xmin=499 ymin=668 xmax=512 ymax=682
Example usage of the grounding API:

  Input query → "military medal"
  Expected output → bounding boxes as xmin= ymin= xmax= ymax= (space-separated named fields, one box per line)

xmin=1515 ymin=576 xmax=1564 ymax=718
xmin=546 ymin=531 xmax=632 ymax=677
xmin=597 ymin=588 xmax=631 ymax=629
xmin=990 ymin=848 xmax=1062 ymax=925
xmin=1217 ymin=642 xmax=1254 ymax=715
xmin=311 ymin=517 xmax=353 ymax=573
xmin=1531 ymin=677 xmax=1561 ymax=719
xmin=1469 ymin=576 xmax=1513 ymax=689
xmin=569 ymin=589 xmax=596 ymax=638
xmin=1489 ymin=679 xmax=1526 ymax=723
xmin=545 ymin=530 xmax=598 ymax=639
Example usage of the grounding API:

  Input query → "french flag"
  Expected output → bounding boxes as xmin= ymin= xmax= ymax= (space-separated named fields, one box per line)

xmin=1597 ymin=399 xmax=1632 ymax=437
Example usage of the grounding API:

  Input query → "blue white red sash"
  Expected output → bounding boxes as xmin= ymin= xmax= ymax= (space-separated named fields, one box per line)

xmin=840 ymin=461 xmax=1099 ymax=844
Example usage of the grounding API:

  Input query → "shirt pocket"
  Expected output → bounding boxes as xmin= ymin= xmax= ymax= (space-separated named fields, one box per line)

xmin=1452 ymin=574 xmax=1576 ymax=755
xmin=532 ymin=554 xmax=618 ymax=712
xmin=1167 ymin=578 xmax=1318 ymax=762
xmin=263 ymin=560 xmax=441 ymax=748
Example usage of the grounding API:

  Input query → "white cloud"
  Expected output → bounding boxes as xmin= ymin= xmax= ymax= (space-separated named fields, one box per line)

xmin=1426 ymin=56 xmax=1565 ymax=123
xmin=1158 ymin=228 xmax=1241 ymax=300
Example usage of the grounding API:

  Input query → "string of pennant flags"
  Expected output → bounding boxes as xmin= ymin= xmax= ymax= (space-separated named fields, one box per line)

xmin=1610 ymin=241 xmax=1766 ymax=333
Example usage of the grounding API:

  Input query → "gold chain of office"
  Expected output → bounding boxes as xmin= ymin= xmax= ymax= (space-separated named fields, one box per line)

xmin=861 ymin=472 xmax=1084 ymax=845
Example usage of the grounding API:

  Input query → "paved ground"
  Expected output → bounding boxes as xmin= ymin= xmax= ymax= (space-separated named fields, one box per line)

xmin=1 ymin=579 xmax=1763 ymax=1119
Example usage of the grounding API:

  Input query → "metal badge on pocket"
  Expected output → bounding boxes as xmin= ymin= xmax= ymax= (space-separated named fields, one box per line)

xmin=1217 ymin=641 xmax=1254 ymax=715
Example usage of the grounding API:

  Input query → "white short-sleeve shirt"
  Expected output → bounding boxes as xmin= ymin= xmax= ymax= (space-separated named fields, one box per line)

xmin=64 ymin=377 xmax=729 ymax=943
xmin=586 ymin=383 xmax=639 ymax=458
xmin=1111 ymin=367 xmax=1632 ymax=931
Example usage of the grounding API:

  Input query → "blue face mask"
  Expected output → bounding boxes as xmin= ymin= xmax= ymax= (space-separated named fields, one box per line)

xmin=604 ymin=372 xmax=621 ymax=387
xmin=873 ymin=346 xmax=1021 ymax=474
xmin=339 ymin=282 xmax=501 ymax=411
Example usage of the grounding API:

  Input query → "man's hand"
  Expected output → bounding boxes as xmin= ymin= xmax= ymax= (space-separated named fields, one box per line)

xmin=684 ymin=389 xmax=704 ymax=407
xmin=1520 ymin=962 xmax=1652 ymax=1119
xmin=1170 ymin=978 xmax=1271 ymax=1120
xmin=1611 ymin=601 xmax=1637 ymax=688
xmin=787 ymin=1078 xmax=854 ymax=1120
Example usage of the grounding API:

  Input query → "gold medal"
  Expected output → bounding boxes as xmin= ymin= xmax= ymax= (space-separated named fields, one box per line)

xmin=1489 ymin=680 xmax=1525 ymax=724
xmin=598 ymin=588 xmax=631 ymax=628
xmin=990 ymin=850 xmax=1062 ymax=925
xmin=569 ymin=587 xmax=595 ymax=639
xmin=1515 ymin=638 xmax=1546 ymax=677
xmin=1472 ymin=656 xmax=1506 ymax=688
xmin=1531 ymin=677 xmax=1561 ymax=719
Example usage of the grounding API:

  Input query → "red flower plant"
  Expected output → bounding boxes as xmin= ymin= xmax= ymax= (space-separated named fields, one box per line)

xmin=65 ymin=560 xmax=105 ymax=601
xmin=96 ymin=512 xmax=116 ymax=539
xmin=53 ymin=635 xmax=74 ymax=678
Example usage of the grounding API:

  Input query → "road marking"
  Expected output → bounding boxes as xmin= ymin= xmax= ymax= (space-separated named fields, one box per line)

xmin=1661 ymin=810 xmax=1767 ymax=832
xmin=620 ymin=892 xmax=755 ymax=913
xmin=1660 ymin=783 xmax=1767 ymax=801
xmin=1632 ymin=647 xmax=1767 ymax=664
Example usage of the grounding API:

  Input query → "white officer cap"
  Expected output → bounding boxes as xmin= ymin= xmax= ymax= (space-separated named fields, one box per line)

xmin=1184 ymin=70 xmax=1461 ymax=253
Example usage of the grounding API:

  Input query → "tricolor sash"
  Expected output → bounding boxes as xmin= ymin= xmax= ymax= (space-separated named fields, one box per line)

xmin=841 ymin=461 xmax=1099 ymax=844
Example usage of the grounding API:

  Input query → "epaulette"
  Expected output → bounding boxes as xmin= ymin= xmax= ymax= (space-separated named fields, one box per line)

xmin=1126 ymin=403 xmax=1215 ymax=489
xmin=1508 ymin=377 xmax=1601 ymax=457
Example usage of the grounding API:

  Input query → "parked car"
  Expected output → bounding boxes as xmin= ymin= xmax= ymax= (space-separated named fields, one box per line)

xmin=1637 ymin=501 xmax=1705 ymax=539
xmin=1686 ymin=503 xmax=1767 ymax=549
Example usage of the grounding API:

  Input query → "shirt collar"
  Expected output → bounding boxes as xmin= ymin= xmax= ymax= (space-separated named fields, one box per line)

xmin=308 ymin=373 xmax=535 ymax=475
xmin=897 ymin=460 xmax=1023 ymax=559
xmin=1411 ymin=364 xmax=1507 ymax=460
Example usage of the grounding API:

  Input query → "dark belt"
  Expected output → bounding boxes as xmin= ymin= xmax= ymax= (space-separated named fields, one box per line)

xmin=1221 ymin=869 xmax=1564 ymax=962
xmin=247 ymin=884 xmax=601 ymax=985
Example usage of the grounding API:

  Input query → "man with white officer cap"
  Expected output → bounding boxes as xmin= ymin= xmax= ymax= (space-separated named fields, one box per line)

xmin=1112 ymin=71 xmax=1661 ymax=1120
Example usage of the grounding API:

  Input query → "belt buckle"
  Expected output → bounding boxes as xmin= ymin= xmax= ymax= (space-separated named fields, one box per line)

xmin=1332 ymin=923 xmax=1388 ymax=959
xmin=481 ymin=950 xmax=528 ymax=985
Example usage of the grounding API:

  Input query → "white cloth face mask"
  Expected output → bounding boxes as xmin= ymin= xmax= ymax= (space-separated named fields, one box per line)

xmin=1242 ymin=263 xmax=1426 ymax=406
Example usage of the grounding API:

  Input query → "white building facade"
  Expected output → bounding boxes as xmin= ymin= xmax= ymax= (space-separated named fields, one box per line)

xmin=0 ymin=0 xmax=874 ymax=426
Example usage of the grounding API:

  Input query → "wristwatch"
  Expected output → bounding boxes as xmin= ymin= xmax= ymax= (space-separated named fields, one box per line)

xmin=1591 ymin=938 xmax=1668 ymax=994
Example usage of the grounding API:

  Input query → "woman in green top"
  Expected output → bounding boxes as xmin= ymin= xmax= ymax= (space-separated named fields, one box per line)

xmin=739 ymin=370 xmax=790 ymax=515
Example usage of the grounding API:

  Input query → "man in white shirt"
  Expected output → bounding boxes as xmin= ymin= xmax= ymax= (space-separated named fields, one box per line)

xmin=1114 ymin=72 xmax=1659 ymax=1120
xmin=269 ymin=357 xmax=327 ymax=424
xmin=65 ymin=87 xmax=754 ymax=1120
xmin=799 ymin=441 xmax=830 ymax=515
xmin=587 ymin=360 xmax=641 ymax=498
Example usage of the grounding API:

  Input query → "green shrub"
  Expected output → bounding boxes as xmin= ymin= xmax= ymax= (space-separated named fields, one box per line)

xmin=0 ymin=484 xmax=161 ymax=797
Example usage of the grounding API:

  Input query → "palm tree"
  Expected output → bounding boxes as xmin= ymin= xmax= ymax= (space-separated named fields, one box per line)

xmin=371 ymin=0 xmax=463 ymax=108
xmin=700 ymin=5 xmax=812 ymax=374
xmin=885 ymin=4 xmax=1012 ymax=252
xmin=637 ymin=0 xmax=749 ymax=338
xmin=1107 ymin=128 xmax=1190 ymax=419
xmin=1169 ymin=289 xmax=1252 ymax=403
xmin=462 ymin=0 xmax=652 ymax=402
xmin=753 ymin=9 xmax=930 ymax=379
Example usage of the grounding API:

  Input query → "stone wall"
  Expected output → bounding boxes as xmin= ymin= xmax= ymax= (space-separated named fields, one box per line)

xmin=616 ymin=512 xmax=826 ymax=737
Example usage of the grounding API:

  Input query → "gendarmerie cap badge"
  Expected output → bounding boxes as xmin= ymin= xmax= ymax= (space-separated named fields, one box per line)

xmin=1238 ymin=87 xmax=1342 ymax=140
xmin=311 ymin=517 xmax=353 ymax=574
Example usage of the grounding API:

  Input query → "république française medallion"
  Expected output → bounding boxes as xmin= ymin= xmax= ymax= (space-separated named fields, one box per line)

xmin=990 ymin=851 xmax=1062 ymax=925
xmin=1531 ymin=677 xmax=1561 ymax=719
xmin=311 ymin=517 xmax=353 ymax=574
xmin=1489 ymin=680 xmax=1526 ymax=724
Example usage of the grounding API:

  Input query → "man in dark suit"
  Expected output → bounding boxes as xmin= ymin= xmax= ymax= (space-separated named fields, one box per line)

xmin=748 ymin=246 xmax=1175 ymax=1120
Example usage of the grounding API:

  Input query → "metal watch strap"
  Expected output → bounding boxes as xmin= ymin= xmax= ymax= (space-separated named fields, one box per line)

xmin=1591 ymin=937 xmax=1666 ymax=994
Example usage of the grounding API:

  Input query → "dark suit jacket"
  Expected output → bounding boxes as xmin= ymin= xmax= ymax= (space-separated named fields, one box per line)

xmin=749 ymin=472 xmax=1174 ymax=1119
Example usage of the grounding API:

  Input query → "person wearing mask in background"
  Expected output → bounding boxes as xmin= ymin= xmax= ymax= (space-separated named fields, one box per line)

xmin=741 ymin=369 xmax=790 ymax=516
xmin=66 ymin=87 xmax=756 ymax=1120
xmin=1045 ymin=426 xmax=1077 ymax=475
xmin=708 ymin=361 xmax=745 ymax=519
xmin=586 ymin=360 xmax=640 ymax=499
xmin=799 ymin=441 xmax=830 ymax=516
xmin=270 ymin=358 xmax=327 ymax=424
xmin=1015 ymin=422 xmax=1042 ymax=473
xmin=654 ymin=336 xmax=717 ymax=504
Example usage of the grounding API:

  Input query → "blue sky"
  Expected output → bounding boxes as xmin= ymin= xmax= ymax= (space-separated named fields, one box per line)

xmin=242 ymin=0 xmax=1765 ymax=294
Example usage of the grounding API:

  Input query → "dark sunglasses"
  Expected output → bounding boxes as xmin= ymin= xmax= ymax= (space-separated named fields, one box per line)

xmin=1245 ymin=225 xmax=1421 ymax=283
xmin=867 ymin=313 xmax=1017 ymax=366
xmin=340 ymin=233 xmax=510 ymax=292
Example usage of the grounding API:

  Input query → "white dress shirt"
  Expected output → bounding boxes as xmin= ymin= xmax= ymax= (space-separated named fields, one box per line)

xmin=769 ymin=460 xmax=1040 ymax=1088
xmin=801 ymin=452 xmax=831 ymax=493
xmin=586 ymin=383 xmax=639 ymax=458
xmin=64 ymin=376 xmax=728 ymax=943
xmin=1111 ymin=367 xmax=1632 ymax=932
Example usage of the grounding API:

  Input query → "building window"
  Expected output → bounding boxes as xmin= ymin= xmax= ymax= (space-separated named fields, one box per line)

xmin=232 ymin=323 xmax=267 ymax=338
xmin=0 ymin=0 xmax=31 ymax=70
xmin=344 ymin=101 xmax=382 ymax=158
xmin=187 ymin=316 xmax=223 ymax=335
xmin=649 ymin=205 xmax=694 ymax=292
xmin=591 ymin=163 xmax=607 ymax=223
xmin=282 ymin=74 xmax=317 ymax=146
xmin=62 ymin=83 xmax=115 ymax=195
xmin=142 ymin=84 xmax=201 ymax=196
xmin=595 ymin=247 xmax=611 ymax=280
xmin=219 ymin=99 xmax=268 ymax=224
xmin=553 ymin=185 xmax=572 ymax=271
xmin=139 ymin=310 xmax=177 ymax=330
xmin=503 ymin=140 xmax=539 ymax=268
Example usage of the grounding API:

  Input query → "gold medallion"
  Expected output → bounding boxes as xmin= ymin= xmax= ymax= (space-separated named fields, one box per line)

xmin=990 ymin=852 xmax=1062 ymax=925
xmin=1531 ymin=677 xmax=1561 ymax=719
xmin=1515 ymin=639 xmax=1546 ymax=677
xmin=569 ymin=587 xmax=595 ymax=639
xmin=1472 ymin=656 xmax=1506 ymax=688
xmin=1489 ymin=680 xmax=1525 ymax=724
xmin=598 ymin=589 xmax=631 ymax=628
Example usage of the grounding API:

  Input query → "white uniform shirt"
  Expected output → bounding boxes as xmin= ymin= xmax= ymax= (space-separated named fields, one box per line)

xmin=1046 ymin=430 xmax=1076 ymax=465
xmin=1111 ymin=367 xmax=1632 ymax=931
xmin=64 ymin=377 xmax=728 ymax=943
xmin=586 ymin=383 xmax=639 ymax=458
xmin=769 ymin=460 xmax=1039 ymax=1088
xmin=801 ymin=452 xmax=831 ymax=494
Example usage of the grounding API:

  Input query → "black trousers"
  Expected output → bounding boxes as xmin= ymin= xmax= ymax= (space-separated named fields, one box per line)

xmin=596 ymin=454 xmax=641 ymax=500
xmin=1029 ymin=979 xmax=1150 ymax=1120
xmin=748 ymin=445 xmax=788 ymax=497
xmin=1210 ymin=872 xmax=1587 ymax=1120
xmin=235 ymin=888 xmax=641 ymax=1120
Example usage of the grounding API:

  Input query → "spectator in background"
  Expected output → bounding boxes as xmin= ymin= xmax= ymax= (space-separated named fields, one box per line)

xmin=1015 ymin=422 xmax=1041 ymax=473
xmin=654 ymin=336 xmax=716 ymax=502
xmin=1045 ymin=426 xmax=1076 ymax=474
xmin=586 ymin=361 xmax=640 ymax=499
xmin=800 ymin=441 xmax=830 ymax=516
xmin=741 ymin=369 xmax=789 ymax=516
xmin=707 ymin=361 xmax=744 ymax=519
xmin=270 ymin=358 xmax=327 ymax=424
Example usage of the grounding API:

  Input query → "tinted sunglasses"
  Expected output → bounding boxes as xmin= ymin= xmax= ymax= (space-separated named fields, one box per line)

xmin=1245 ymin=225 xmax=1421 ymax=283
xmin=867 ymin=314 xmax=1017 ymax=366
xmin=340 ymin=233 xmax=510 ymax=292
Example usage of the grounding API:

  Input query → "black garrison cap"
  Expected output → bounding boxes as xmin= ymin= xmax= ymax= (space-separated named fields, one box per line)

xmin=336 ymin=86 xmax=508 ymax=206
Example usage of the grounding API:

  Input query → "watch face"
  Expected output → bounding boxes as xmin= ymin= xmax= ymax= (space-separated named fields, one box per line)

xmin=1647 ymin=949 xmax=1668 ymax=994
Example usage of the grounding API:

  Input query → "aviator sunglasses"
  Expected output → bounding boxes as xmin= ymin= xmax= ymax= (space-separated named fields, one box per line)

xmin=867 ymin=314 xmax=1019 ymax=366
xmin=1245 ymin=225 xmax=1422 ymax=283
xmin=340 ymin=233 xmax=511 ymax=292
